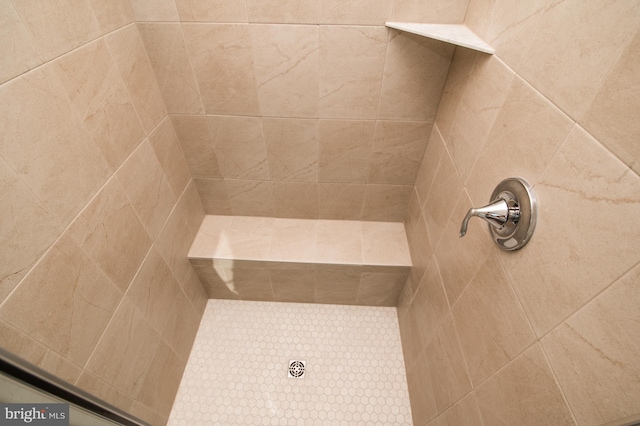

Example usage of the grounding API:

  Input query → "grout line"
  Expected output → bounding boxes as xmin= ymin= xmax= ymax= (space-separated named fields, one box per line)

xmin=537 ymin=339 xmax=581 ymax=426
xmin=177 ymin=21 xmax=206 ymax=113
xmin=102 ymin=24 xmax=151 ymax=136
xmin=492 ymin=54 xmax=640 ymax=179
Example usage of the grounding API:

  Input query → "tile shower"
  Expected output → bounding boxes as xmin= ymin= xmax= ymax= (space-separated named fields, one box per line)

xmin=0 ymin=1 xmax=639 ymax=426
xmin=168 ymin=300 xmax=411 ymax=425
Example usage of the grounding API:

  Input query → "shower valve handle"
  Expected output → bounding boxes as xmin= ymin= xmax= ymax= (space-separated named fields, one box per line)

xmin=459 ymin=198 xmax=514 ymax=237
xmin=458 ymin=177 xmax=537 ymax=251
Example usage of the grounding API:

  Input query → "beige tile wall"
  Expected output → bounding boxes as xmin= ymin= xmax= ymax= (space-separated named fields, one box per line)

xmin=5 ymin=0 xmax=637 ymax=425
xmin=138 ymin=0 xmax=464 ymax=222
xmin=0 ymin=2 xmax=207 ymax=425
xmin=399 ymin=1 xmax=640 ymax=425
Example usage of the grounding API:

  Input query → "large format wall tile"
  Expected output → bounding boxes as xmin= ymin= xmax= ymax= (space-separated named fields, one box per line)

xmin=432 ymin=48 xmax=478 ymax=142
xmin=391 ymin=0 xmax=469 ymax=23
xmin=339 ymin=269 xmax=404 ymax=305
xmin=105 ymin=24 xmax=167 ymax=133
xmin=207 ymin=116 xmax=269 ymax=180
xmin=434 ymin=193 xmax=492 ymax=306
xmin=581 ymin=29 xmax=640 ymax=175
xmin=443 ymin=55 xmax=515 ymax=183
xmin=247 ymin=0 xmax=317 ymax=24
xmin=452 ymin=253 xmax=535 ymax=385
xmin=66 ymin=178 xmax=152 ymax=292
xmin=0 ymin=65 xmax=111 ymax=224
xmin=465 ymin=76 xmax=573 ymax=206
xmin=272 ymin=181 xmax=318 ymax=219
xmin=130 ymin=0 xmax=179 ymax=21
xmin=12 ymin=0 xmax=101 ymax=62
xmin=85 ymin=299 xmax=161 ymax=397
xmin=263 ymin=118 xmax=319 ymax=182
xmin=378 ymin=32 xmax=453 ymax=121
xmin=148 ymin=118 xmax=192 ymax=200
xmin=116 ymin=140 xmax=176 ymax=240
xmin=501 ymin=126 xmax=640 ymax=335
xmin=127 ymin=248 xmax=181 ymax=341
xmin=459 ymin=0 xmax=496 ymax=43
xmin=171 ymin=115 xmax=222 ymax=178
xmin=194 ymin=178 xmax=232 ymax=214
xmin=406 ymin=348 xmax=438 ymax=425
xmin=414 ymin=126 xmax=445 ymax=208
xmin=424 ymin=315 xmax=472 ymax=413
xmin=475 ymin=344 xmax=576 ymax=425
xmin=315 ymin=267 xmax=360 ymax=304
xmin=134 ymin=341 xmax=184 ymax=420
xmin=251 ymin=24 xmax=319 ymax=118
xmin=270 ymin=268 xmax=315 ymax=303
xmin=0 ymin=158 xmax=64 ymax=301
xmin=53 ymin=40 xmax=145 ymax=172
xmin=0 ymin=232 xmax=121 ymax=367
xmin=403 ymin=190 xmax=432 ymax=283
xmin=368 ymin=121 xmax=431 ymax=185
xmin=177 ymin=0 xmax=248 ymax=22
xmin=479 ymin=0 xmax=547 ymax=71
xmin=138 ymin=23 xmax=204 ymax=114
xmin=542 ymin=263 xmax=640 ymax=426
xmin=175 ymin=181 xmax=206 ymax=250
xmin=183 ymin=24 xmax=260 ymax=116
xmin=317 ymin=120 xmax=375 ymax=183
xmin=317 ymin=183 xmax=366 ymax=220
xmin=518 ymin=0 xmax=640 ymax=121
xmin=155 ymin=202 xmax=197 ymax=285
xmin=429 ymin=393 xmax=484 ymax=426
xmin=226 ymin=179 xmax=276 ymax=217
xmin=320 ymin=0 xmax=392 ymax=25
xmin=423 ymin=148 xmax=464 ymax=249
xmin=75 ymin=372 xmax=134 ymax=415
xmin=411 ymin=256 xmax=449 ymax=349
xmin=362 ymin=184 xmax=412 ymax=222
xmin=398 ymin=301 xmax=424 ymax=367
xmin=88 ymin=0 xmax=134 ymax=34
xmin=319 ymin=26 xmax=387 ymax=119
xmin=0 ymin=0 xmax=43 ymax=84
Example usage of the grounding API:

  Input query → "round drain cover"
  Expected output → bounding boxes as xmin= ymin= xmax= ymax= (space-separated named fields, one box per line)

xmin=288 ymin=360 xmax=305 ymax=378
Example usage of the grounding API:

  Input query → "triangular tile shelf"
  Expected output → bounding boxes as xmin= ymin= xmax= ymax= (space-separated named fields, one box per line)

xmin=385 ymin=22 xmax=494 ymax=54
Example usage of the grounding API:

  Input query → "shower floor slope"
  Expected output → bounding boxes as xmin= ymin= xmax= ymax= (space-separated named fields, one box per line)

xmin=168 ymin=299 xmax=412 ymax=425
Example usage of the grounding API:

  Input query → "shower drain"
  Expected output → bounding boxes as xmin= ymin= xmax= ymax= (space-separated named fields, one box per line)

xmin=288 ymin=360 xmax=306 ymax=378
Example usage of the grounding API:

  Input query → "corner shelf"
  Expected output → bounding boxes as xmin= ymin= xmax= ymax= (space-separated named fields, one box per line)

xmin=385 ymin=22 xmax=494 ymax=54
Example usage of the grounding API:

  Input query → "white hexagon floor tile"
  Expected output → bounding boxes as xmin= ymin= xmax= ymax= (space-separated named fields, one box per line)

xmin=168 ymin=300 xmax=412 ymax=425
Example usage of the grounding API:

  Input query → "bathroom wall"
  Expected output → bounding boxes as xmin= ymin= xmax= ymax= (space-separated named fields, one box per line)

xmin=399 ymin=1 xmax=640 ymax=425
xmin=135 ymin=0 xmax=468 ymax=221
xmin=0 ymin=1 xmax=207 ymax=424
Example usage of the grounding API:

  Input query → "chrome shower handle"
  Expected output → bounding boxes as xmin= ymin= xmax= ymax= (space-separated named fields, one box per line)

xmin=458 ymin=177 xmax=537 ymax=251
xmin=459 ymin=199 xmax=511 ymax=237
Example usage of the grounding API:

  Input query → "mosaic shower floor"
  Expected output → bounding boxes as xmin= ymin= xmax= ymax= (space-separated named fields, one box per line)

xmin=168 ymin=300 xmax=412 ymax=425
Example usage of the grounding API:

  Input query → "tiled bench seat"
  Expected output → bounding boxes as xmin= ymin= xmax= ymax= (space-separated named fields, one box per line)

xmin=188 ymin=215 xmax=412 ymax=306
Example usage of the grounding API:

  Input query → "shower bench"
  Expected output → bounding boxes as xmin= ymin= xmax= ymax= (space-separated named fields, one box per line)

xmin=188 ymin=215 xmax=411 ymax=307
